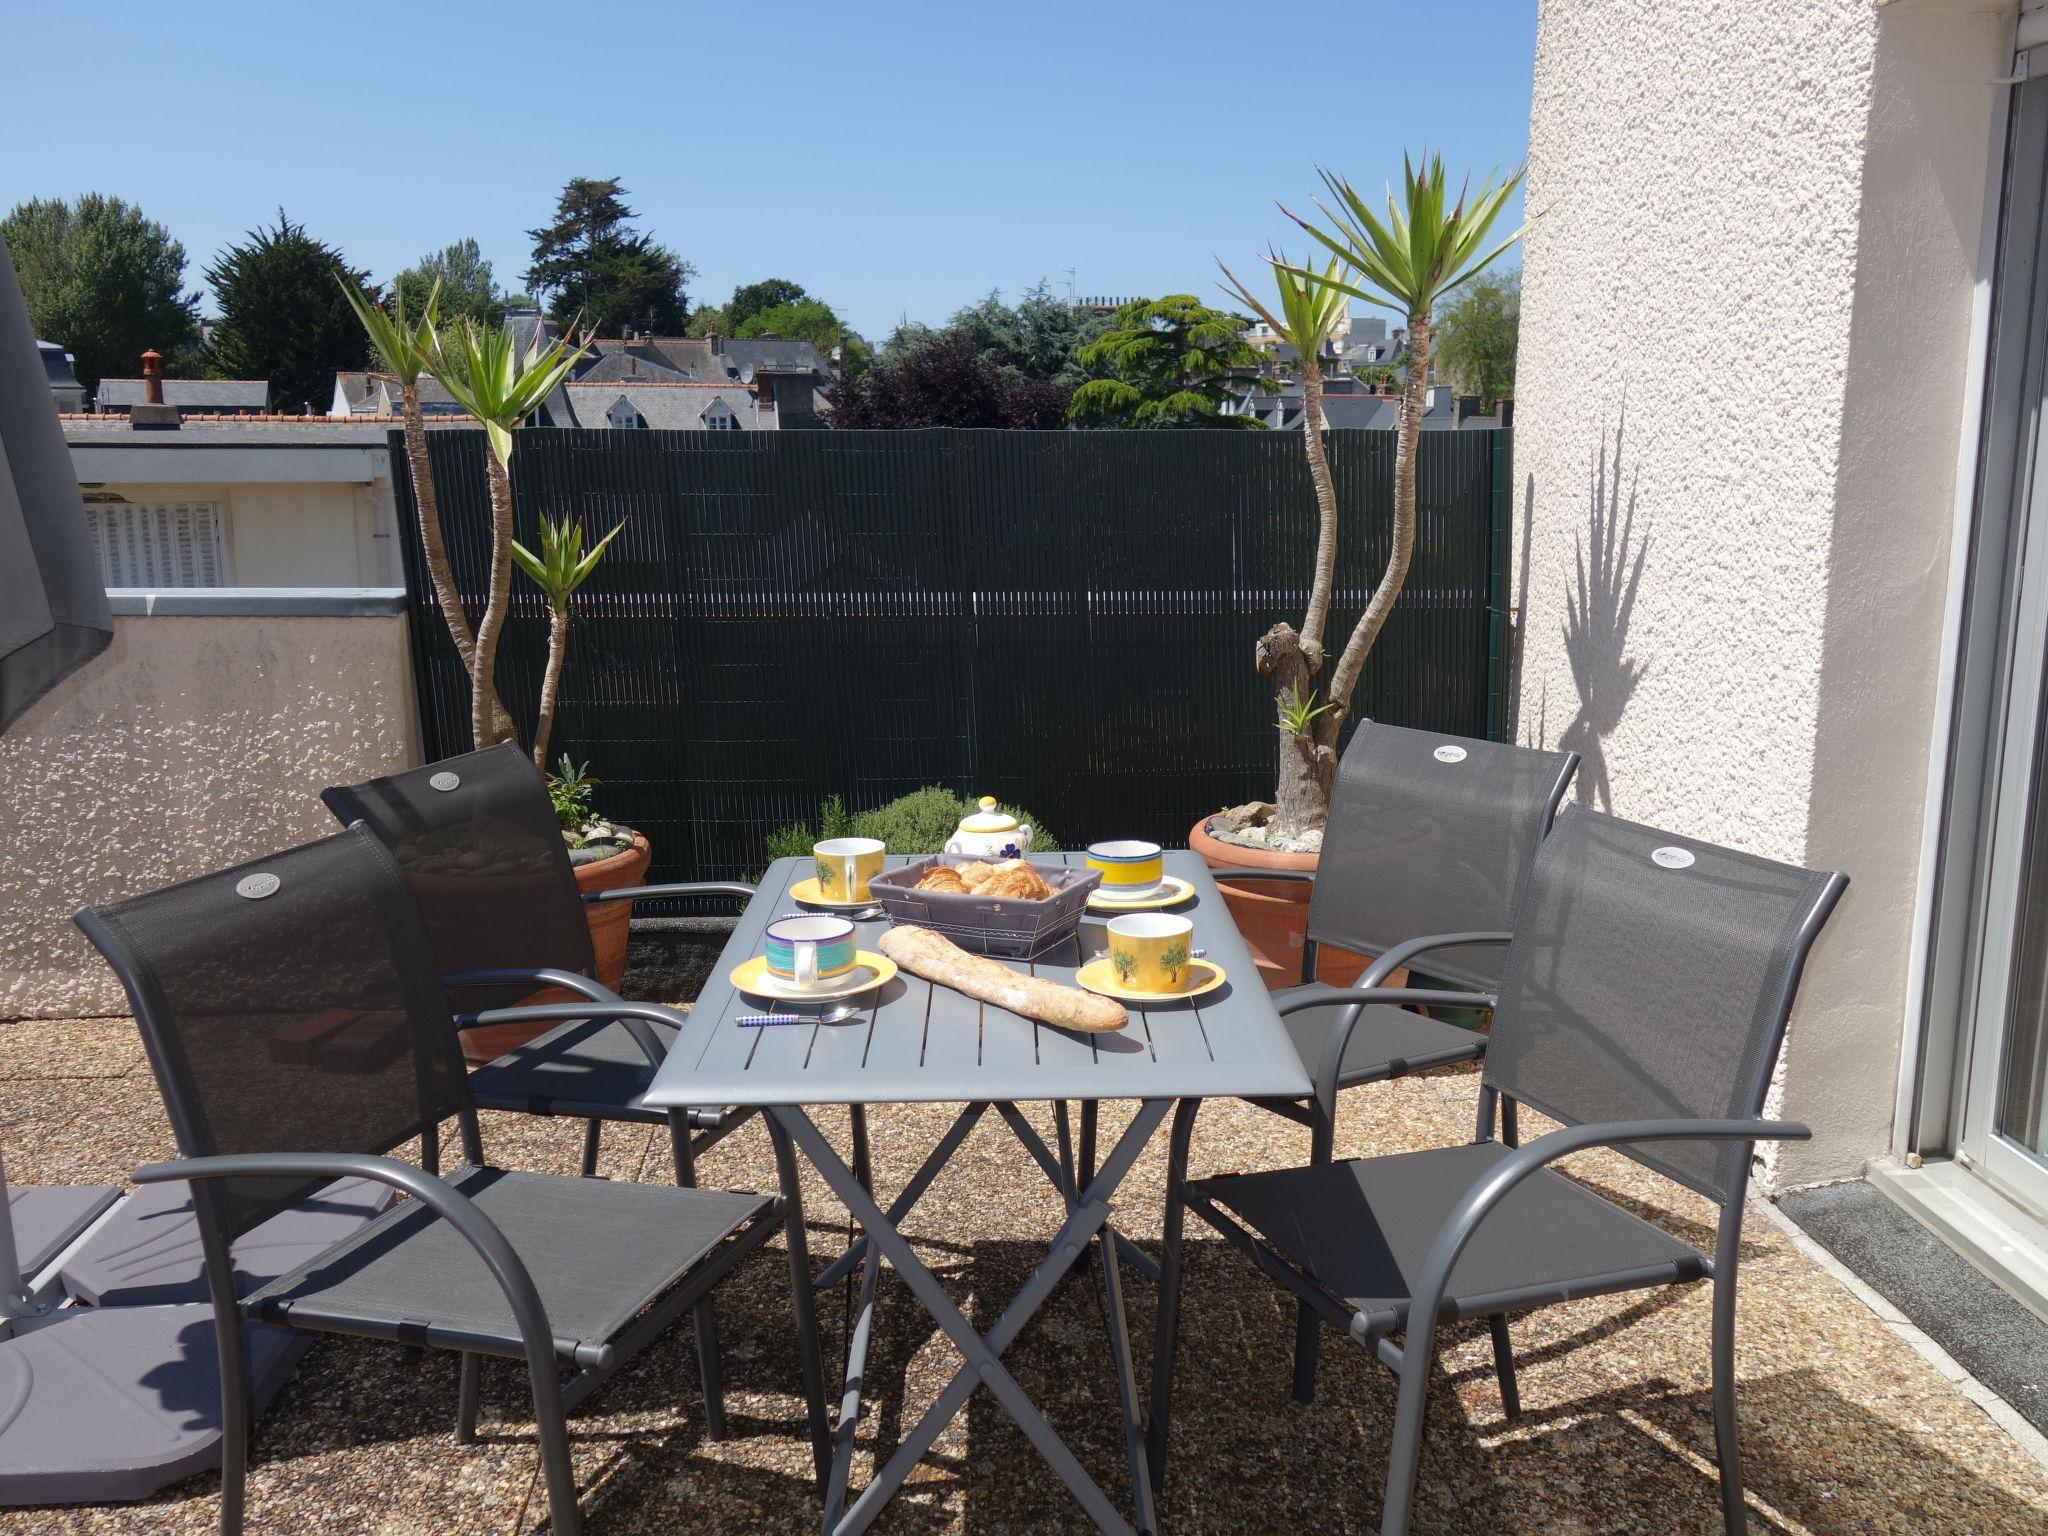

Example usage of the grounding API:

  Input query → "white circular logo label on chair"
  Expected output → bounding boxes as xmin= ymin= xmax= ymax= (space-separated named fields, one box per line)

xmin=1651 ymin=847 xmax=1696 ymax=870
xmin=429 ymin=771 xmax=461 ymax=792
xmin=235 ymin=873 xmax=281 ymax=900
xmin=1433 ymin=744 xmax=1468 ymax=763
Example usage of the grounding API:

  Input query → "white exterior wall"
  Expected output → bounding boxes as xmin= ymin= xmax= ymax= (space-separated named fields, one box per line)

xmin=70 ymin=444 xmax=402 ymax=587
xmin=99 ymin=480 xmax=398 ymax=587
xmin=0 ymin=608 xmax=419 ymax=1019
xmin=1514 ymin=0 xmax=2011 ymax=1186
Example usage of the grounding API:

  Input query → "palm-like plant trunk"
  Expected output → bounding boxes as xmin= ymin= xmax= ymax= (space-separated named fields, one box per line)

xmin=1315 ymin=314 xmax=1432 ymax=756
xmin=470 ymin=455 xmax=517 ymax=754
xmin=1262 ymin=356 xmax=1341 ymax=840
xmin=532 ymin=606 xmax=569 ymax=771
xmin=400 ymin=383 xmax=515 ymax=747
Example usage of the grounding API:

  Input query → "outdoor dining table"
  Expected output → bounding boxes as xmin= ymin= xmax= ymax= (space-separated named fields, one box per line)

xmin=644 ymin=851 xmax=1313 ymax=1536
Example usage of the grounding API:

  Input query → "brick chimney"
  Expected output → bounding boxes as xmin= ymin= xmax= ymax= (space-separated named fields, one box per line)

xmin=130 ymin=347 xmax=180 ymax=429
xmin=707 ymin=327 xmax=722 ymax=356
xmin=753 ymin=369 xmax=775 ymax=410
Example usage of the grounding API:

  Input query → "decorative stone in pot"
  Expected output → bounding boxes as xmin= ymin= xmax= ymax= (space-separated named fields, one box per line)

xmin=1188 ymin=812 xmax=1378 ymax=992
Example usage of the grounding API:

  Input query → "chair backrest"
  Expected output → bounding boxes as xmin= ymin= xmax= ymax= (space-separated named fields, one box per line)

xmin=1483 ymin=807 xmax=1846 ymax=1205
xmin=1308 ymin=722 xmax=1578 ymax=990
xmin=322 ymin=741 xmax=595 ymax=1012
xmin=75 ymin=825 xmax=472 ymax=1243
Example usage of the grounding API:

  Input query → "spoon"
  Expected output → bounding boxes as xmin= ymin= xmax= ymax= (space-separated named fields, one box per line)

xmin=738 ymin=1003 xmax=861 ymax=1028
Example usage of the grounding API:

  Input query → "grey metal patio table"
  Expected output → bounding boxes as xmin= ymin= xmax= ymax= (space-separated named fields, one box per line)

xmin=645 ymin=852 xmax=1312 ymax=1536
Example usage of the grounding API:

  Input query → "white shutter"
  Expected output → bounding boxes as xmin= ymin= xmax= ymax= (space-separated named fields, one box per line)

xmin=85 ymin=502 xmax=227 ymax=588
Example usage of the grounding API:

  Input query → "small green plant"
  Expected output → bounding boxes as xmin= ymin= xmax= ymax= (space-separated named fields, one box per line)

xmin=544 ymin=755 xmax=628 ymax=853
xmin=1276 ymin=680 xmax=1336 ymax=741
xmin=762 ymin=787 xmax=1059 ymax=872
xmin=510 ymin=512 xmax=625 ymax=770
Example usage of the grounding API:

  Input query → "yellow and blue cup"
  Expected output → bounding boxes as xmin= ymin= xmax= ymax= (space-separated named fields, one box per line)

xmin=1105 ymin=913 xmax=1197 ymax=993
xmin=814 ymin=837 xmax=886 ymax=902
xmin=1086 ymin=839 xmax=1165 ymax=901
xmin=764 ymin=914 xmax=857 ymax=989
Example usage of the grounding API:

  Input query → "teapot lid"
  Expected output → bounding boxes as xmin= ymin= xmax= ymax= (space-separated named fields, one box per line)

xmin=959 ymin=795 xmax=1018 ymax=833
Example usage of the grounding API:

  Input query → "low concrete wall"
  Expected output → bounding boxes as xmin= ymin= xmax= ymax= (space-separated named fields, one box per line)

xmin=0 ymin=591 xmax=419 ymax=1019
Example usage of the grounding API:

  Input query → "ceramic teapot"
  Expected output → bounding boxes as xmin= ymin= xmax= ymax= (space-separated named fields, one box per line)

xmin=944 ymin=796 xmax=1034 ymax=858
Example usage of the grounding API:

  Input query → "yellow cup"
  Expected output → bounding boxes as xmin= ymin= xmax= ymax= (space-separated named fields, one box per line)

xmin=814 ymin=837 xmax=885 ymax=902
xmin=1105 ymin=913 xmax=1197 ymax=993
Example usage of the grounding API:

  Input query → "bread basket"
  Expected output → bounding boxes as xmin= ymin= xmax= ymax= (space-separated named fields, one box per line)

xmin=869 ymin=856 xmax=1101 ymax=959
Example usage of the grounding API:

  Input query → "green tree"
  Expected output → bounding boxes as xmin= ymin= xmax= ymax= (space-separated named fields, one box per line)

xmin=204 ymin=211 xmax=371 ymax=411
xmin=0 ymin=194 xmax=200 ymax=392
xmin=831 ymin=329 xmax=1067 ymax=428
xmin=1433 ymin=267 xmax=1520 ymax=407
xmin=1271 ymin=153 xmax=1527 ymax=830
xmin=1218 ymin=252 xmax=1351 ymax=838
xmin=524 ymin=177 xmax=692 ymax=334
xmin=1067 ymin=294 xmax=1269 ymax=429
xmin=726 ymin=277 xmax=807 ymax=330
xmin=686 ymin=303 xmax=730 ymax=337
xmin=429 ymin=316 xmax=589 ymax=750
xmin=949 ymin=279 xmax=1106 ymax=386
xmin=736 ymin=298 xmax=842 ymax=348
xmin=394 ymin=238 xmax=504 ymax=331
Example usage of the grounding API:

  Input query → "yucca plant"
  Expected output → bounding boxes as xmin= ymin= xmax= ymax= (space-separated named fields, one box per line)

xmin=339 ymin=276 xmax=519 ymax=748
xmin=1261 ymin=153 xmax=1526 ymax=833
xmin=428 ymin=316 xmax=589 ymax=752
xmin=512 ymin=514 xmax=624 ymax=770
xmin=1219 ymin=253 xmax=1353 ymax=835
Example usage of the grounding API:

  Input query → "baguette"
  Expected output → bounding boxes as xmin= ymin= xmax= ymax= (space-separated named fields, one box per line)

xmin=878 ymin=926 xmax=1128 ymax=1033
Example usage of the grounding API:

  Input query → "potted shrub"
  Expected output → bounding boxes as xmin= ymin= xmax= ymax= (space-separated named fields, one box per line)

xmin=1200 ymin=155 xmax=1525 ymax=986
xmin=547 ymin=755 xmax=647 ymax=997
xmin=346 ymin=297 xmax=647 ymax=1027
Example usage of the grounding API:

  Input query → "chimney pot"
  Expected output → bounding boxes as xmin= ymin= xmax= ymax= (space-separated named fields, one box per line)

xmin=141 ymin=349 xmax=164 ymax=405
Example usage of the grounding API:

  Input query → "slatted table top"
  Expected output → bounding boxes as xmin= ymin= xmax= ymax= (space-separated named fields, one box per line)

xmin=645 ymin=853 xmax=1313 ymax=1108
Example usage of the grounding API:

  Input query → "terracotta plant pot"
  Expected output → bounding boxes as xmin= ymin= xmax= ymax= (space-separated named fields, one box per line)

xmin=1189 ymin=815 xmax=1378 ymax=992
xmin=458 ymin=834 xmax=652 ymax=1066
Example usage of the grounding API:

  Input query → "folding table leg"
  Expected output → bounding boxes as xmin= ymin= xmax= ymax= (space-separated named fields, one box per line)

xmin=1147 ymin=1098 xmax=1202 ymax=1497
xmin=774 ymin=1101 xmax=1170 ymax=1536
xmin=814 ymin=1103 xmax=986 ymax=1289
xmin=997 ymin=1102 xmax=1161 ymax=1284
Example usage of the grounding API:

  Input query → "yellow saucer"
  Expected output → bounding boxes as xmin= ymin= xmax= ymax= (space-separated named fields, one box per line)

xmin=1074 ymin=956 xmax=1228 ymax=1003
xmin=788 ymin=877 xmax=880 ymax=910
xmin=1086 ymin=875 xmax=1196 ymax=912
xmin=730 ymin=951 xmax=899 ymax=1003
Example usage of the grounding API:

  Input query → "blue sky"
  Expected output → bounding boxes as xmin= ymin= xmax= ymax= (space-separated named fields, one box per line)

xmin=1 ymin=2 xmax=1536 ymax=342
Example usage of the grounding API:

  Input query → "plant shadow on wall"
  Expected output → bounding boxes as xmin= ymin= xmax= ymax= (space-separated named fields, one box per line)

xmin=1556 ymin=415 xmax=1649 ymax=811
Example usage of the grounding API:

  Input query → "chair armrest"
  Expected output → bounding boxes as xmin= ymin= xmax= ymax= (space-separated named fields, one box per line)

xmin=449 ymin=1000 xmax=688 ymax=1070
xmin=441 ymin=967 xmax=621 ymax=1005
xmin=1287 ymin=985 xmax=1500 ymax=1136
xmin=1356 ymin=931 xmax=1513 ymax=989
xmin=585 ymin=881 xmax=757 ymax=905
xmin=1277 ymin=984 xmax=1498 ymax=1018
xmin=1391 ymin=1116 xmax=1811 ymax=1339
xmin=1203 ymin=867 xmax=1315 ymax=887
xmin=131 ymin=1152 xmax=607 ymax=1370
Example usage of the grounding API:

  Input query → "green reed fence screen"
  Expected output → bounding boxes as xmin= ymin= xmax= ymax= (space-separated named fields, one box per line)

xmin=393 ymin=427 xmax=1508 ymax=884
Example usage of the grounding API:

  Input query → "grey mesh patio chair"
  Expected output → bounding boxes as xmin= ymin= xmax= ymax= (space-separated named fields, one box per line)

xmin=1209 ymin=721 xmax=1576 ymax=1396
xmin=1149 ymin=806 xmax=1846 ymax=1536
xmin=323 ymin=742 xmax=757 ymax=1432
xmin=74 ymin=824 xmax=830 ymax=1536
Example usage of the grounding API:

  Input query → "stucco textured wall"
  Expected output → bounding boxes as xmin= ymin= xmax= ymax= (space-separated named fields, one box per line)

xmin=0 ymin=614 xmax=419 ymax=1018
xmin=1515 ymin=0 xmax=2007 ymax=1185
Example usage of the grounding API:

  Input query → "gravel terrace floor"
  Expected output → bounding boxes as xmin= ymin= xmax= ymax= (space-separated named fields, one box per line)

xmin=6 ymin=1013 xmax=2048 ymax=1536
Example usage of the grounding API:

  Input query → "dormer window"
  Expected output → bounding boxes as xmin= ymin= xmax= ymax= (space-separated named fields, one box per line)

xmin=605 ymin=395 xmax=648 ymax=429
xmin=703 ymin=402 xmax=738 ymax=431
